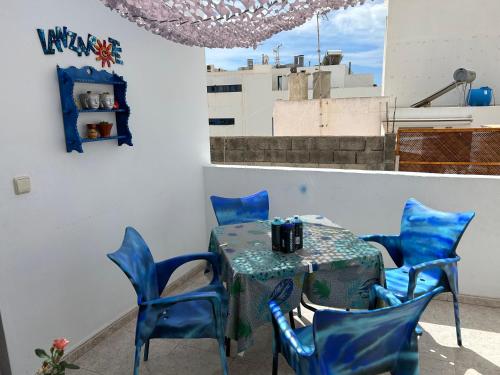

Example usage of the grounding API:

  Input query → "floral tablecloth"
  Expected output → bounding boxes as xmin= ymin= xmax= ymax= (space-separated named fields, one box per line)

xmin=209 ymin=215 xmax=384 ymax=351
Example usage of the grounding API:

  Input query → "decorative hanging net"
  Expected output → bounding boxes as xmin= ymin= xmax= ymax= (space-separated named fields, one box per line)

xmin=100 ymin=0 xmax=367 ymax=48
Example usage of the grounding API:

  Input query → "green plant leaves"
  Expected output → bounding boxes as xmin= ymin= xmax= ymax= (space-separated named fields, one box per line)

xmin=312 ymin=279 xmax=331 ymax=300
xmin=230 ymin=277 xmax=244 ymax=295
xmin=61 ymin=361 xmax=80 ymax=369
xmin=35 ymin=346 xmax=79 ymax=374
xmin=35 ymin=348 xmax=49 ymax=358
xmin=237 ymin=320 xmax=252 ymax=339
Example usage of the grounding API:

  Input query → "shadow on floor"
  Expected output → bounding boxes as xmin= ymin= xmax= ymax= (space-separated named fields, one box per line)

xmin=424 ymin=296 xmax=500 ymax=335
xmin=420 ymin=327 xmax=500 ymax=375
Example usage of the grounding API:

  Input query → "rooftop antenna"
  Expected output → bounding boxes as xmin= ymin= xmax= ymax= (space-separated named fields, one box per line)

xmin=316 ymin=11 xmax=328 ymax=130
xmin=273 ymin=43 xmax=283 ymax=67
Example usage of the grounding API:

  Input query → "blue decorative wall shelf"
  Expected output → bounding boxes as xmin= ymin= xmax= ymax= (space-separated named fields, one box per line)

xmin=56 ymin=65 xmax=132 ymax=153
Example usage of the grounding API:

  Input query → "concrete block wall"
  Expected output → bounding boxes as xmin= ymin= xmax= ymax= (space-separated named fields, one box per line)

xmin=210 ymin=134 xmax=396 ymax=171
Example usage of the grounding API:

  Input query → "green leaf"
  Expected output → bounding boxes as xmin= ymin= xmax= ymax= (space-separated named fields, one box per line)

xmin=230 ymin=278 xmax=244 ymax=294
xmin=312 ymin=279 xmax=331 ymax=300
xmin=59 ymin=361 xmax=80 ymax=370
xmin=236 ymin=320 xmax=252 ymax=339
xmin=35 ymin=348 xmax=49 ymax=358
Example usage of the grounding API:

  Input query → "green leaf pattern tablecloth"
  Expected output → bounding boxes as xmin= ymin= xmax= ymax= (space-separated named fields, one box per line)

xmin=209 ymin=215 xmax=384 ymax=351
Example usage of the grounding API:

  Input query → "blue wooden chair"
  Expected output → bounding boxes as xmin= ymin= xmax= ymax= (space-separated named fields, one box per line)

xmin=360 ymin=198 xmax=475 ymax=346
xmin=108 ymin=227 xmax=228 ymax=375
xmin=269 ymin=285 xmax=443 ymax=375
xmin=210 ymin=190 xmax=269 ymax=226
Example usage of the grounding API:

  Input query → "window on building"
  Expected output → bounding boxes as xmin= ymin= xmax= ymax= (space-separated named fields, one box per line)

xmin=209 ymin=118 xmax=235 ymax=126
xmin=207 ymin=84 xmax=242 ymax=93
xmin=277 ymin=76 xmax=283 ymax=90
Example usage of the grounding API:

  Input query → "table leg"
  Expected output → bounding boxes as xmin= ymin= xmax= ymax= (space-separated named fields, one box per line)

xmin=288 ymin=311 xmax=296 ymax=329
xmin=225 ymin=337 xmax=231 ymax=357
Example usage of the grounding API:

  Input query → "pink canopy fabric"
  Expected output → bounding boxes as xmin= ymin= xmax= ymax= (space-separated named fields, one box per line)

xmin=100 ymin=0 xmax=366 ymax=48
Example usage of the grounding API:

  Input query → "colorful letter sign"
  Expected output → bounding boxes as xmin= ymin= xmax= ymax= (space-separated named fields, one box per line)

xmin=36 ymin=26 xmax=123 ymax=67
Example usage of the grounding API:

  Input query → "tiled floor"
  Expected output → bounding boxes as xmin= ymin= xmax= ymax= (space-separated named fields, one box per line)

xmin=74 ymin=272 xmax=500 ymax=374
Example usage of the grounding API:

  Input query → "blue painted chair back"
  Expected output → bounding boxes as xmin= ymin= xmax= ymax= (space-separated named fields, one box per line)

xmin=107 ymin=227 xmax=159 ymax=304
xmin=400 ymin=198 xmax=475 ymax=266
xmin=313 ymin=288 xmax=439 ymax=374
xmin=210 ymin=190 xmax=269 ymax=225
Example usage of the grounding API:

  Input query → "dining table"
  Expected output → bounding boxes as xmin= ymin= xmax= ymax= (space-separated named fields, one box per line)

xmin=209 ymin=215 xmax=385 ymax=352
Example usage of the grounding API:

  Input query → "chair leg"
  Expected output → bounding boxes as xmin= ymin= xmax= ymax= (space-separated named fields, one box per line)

xmin=225 ymin=336 xmax=231 ymax=357
xmin=443 ymin=264 xmax=462 ymax=346
xmin=288 ymin=311 xmax=295 ymax=330
xmin=218 ymin=337 xmax=229 ymax=375
xmin=452 ymin=292 xmax=462 ymax=347
xmin=272 ymin=346 xmax=279 ymax=375
xmin=391 ymin=334 xmax=419 ymax=375
xmin=272 ymin=317 xmax=280 ymax=375
xmin=415 ymin=324 xmax=423 ymax=337
xmin=133 ymin=345 xmax=141 ymax=375
xmin=143 ymin=340 xmax=150 ymax=361
xmin=296 ymin=303 xmax=302 ymax=318
xmin=272 ymin=329 xmax=279 ymax=375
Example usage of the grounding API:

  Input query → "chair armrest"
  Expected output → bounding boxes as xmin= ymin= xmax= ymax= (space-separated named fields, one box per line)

xmin=156 ymin=252 xmax=221 ymax=294
xmin=371 ymin=284 xmax=402 ymax=307
xmin=268 ymin=300 xmax=313 ymax=357
xmin=407 ymin=257 xmax=460 ymax=298
xmin=359 ymin=234 xmax=404 ymax=267
xmin=140 ymin=290 xmax=224 ymax=323
xmin=141 ymin=290 xmax=225 ymax=335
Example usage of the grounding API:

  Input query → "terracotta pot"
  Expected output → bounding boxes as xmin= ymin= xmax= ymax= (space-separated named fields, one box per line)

xmin=87 ymin=124 xmax=98 ymax=139
xmin=97 ymin=122 xmax=113 ymax=137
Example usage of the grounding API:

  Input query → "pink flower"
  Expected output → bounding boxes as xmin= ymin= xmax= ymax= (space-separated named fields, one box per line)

xmin=52 ymin=338 xmax=69 ymax=351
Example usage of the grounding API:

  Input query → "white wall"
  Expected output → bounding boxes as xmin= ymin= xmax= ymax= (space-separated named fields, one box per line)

xmin=208 ymin=70 xmax=273 ymax=136
xmin=208 ymin=64 xmax=378 ymax=136
xmin=273 ymin=97 xmax=388 ymax=136
xmin=0 ymin=1 xmax=209 ymax=373
xmin=207 ymin=92 xmax=244 ymax=136
xmin=344 ymin=73 xmax=374 ymax=89
xmin=331 ymin=86 xmax=381 ymax=99
xmin=204 ymin=165 xmax=500 ymax=300
xmin=384 ymin=0 xmax=500 ymax=107
xmin=390 ymin=106 xmax=500 ymax=130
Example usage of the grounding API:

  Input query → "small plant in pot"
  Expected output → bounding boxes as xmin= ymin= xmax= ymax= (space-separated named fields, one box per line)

xmin=97 ymin=121 xmax=113 ymax=138
xmin=86 ymin=124 xmax=98 ymax=139
xmin=35 ymin=338 xmax=79 ymax=374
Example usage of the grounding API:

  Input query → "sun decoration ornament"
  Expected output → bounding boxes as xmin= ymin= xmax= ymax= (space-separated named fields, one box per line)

xmin=98 ymin=0 xmax=367 ymax=48
xmin=94 ymin=39 xmax=115 ymax=67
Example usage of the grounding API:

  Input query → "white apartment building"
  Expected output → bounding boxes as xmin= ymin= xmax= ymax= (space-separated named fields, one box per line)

xmin=207 ymin=55 xmax=381 ymax=136
xmin=383 ymin=0 xmax=500 ymax=129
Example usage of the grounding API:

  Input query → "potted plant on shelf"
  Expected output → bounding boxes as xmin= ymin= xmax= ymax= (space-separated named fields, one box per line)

xmin=97 ymin=121 xmax=113 ymax=138
xmin=35 ymin=338 xmax=79 ymax=374
xmin=86 ymin=124 xmax=98 ymax=139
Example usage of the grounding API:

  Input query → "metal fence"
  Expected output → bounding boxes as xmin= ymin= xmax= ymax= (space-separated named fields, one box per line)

xmin=397 ymin=128 xmax=500 ymax=175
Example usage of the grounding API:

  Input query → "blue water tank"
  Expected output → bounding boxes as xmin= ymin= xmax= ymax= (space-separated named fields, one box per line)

xmin=468 ymin=86 xmax=493 ymax=106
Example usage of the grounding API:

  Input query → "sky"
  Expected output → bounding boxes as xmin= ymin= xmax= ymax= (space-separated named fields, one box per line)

xmin=205 ymin=0 xmax=387 ymax=85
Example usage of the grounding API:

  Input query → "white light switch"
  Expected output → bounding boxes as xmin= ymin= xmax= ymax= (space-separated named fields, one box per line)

xmin=13 ymin=176 xmax=31 ymax=195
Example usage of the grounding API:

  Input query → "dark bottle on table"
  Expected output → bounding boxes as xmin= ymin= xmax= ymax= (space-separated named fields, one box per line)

xmin=292 ymin=215 xmax=303 ymax=250
xmin=280 ymin=219 xmax=295 ymax=253
xmin=271 ymin=217 xmax=285 ymax=251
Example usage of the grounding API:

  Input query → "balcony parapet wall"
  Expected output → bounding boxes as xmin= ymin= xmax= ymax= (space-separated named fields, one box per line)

xmin=210 ymin=135 xmax=396 ymax=171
